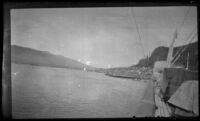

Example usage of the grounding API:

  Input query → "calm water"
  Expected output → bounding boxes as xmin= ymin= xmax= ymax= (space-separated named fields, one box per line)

xmin=12 ymin=63 xmax=148 ymax=118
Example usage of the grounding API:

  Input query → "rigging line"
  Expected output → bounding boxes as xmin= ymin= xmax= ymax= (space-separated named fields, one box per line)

xmin=172 ymin=7 xmax=191 ymax=60
xmin=130 ymin=7 xmax=146 ymax=57
xmin=172 ymin=26 xmax=197 ymax=62
xmin=169 ymin=7 xmax=191 ymax=60
xmin=177 ymin=7 xmax=191 ymax=34
xmin=172 ymin=33 xmax=197 ymax=65
xmin=171 ymin=7 xmax=191 ymax=55
xmin=171 ymin=31 xmax=197 ymax=65
xmin=172 ymin=29 xmax=197 ymax=63
xmin=172 ymin=27 xmax=196 ymax=60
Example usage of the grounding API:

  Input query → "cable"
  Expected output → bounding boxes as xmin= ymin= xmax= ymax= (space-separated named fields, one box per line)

xmin=177 ymin=7 xmax=191 ymax=35
xmin=171 ymin=31 xmax=197 ymax=65
xmin=172 ymin=27 xmax=197 ymax=62
xmin=173 ymin=31 xmax=197 ymax=64
xmin=171 ymin=7 xmax=192 ymax=59
xmin=130 ymin=7 xmax=146 ymax=58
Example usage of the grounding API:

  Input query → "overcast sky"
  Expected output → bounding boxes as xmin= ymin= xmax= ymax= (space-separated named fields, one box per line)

xmin=11 ymin=7 xmax=197 ymax=68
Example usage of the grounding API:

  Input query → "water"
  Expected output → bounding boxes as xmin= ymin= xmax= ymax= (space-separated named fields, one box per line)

xmin=12 ymin=63 xmax=148 ymax=118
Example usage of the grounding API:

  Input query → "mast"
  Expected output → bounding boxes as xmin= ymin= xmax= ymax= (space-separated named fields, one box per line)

xmin=168 ymin=7 xmax=191 ymax=67
xmin=167 ymin=29 xmax=178 ymax=67
xmin=186 ymin=52 xmax=189 ymax=70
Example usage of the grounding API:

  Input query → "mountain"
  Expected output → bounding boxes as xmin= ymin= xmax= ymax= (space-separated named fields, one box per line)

xmin=133 ymin=41 xmax=198 ymax=71
xmin=11 ymin=45 xmax=106 ymax=72
xmin=105 ymin=41 xmax=198 ymax=79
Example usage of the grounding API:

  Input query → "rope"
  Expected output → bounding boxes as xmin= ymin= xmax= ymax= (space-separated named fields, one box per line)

xmin=173 ymin=33 xmax=197 ymax=64
xmin=130 ymin=7 xmax=146 ymax=58
xmin=171 ymin=7 xmax=192 ymax=59
xmin=172 ymin=27 xmax=197 ymax=62
xmin=177 ymin=7 xmax=191 ymax=35
xmin=165 ymin=7 xmax=191 ymax=65
xmin=171 ymin=31 xmax=197 ymax=65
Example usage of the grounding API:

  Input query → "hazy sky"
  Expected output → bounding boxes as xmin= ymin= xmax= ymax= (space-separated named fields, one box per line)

xmin=11 ymin=7 xmax=197 ymax=68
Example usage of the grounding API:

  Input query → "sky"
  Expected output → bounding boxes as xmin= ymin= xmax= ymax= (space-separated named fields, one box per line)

xmin=11 ymin=7 xmax=197 ymax=68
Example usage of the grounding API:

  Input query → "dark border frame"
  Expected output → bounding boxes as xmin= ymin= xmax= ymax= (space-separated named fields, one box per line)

xmin=2 ymin=1 xmax=198 ymax=119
